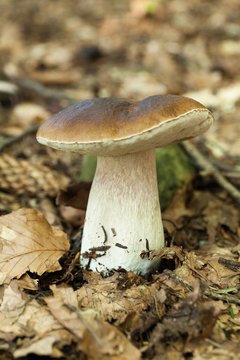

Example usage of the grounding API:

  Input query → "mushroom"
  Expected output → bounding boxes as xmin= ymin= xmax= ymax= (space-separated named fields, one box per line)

xmin=36 ymin=95 xmax=214 ymax=275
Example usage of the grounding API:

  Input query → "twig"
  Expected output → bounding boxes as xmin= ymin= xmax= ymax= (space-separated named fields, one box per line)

xmin=0 ymin=77 xmax=79 ymax=153
xmin=13 ymin=77 xmax=76 ymax=104
xmin=221 ymin=172 xmax=240 ymax=178
xmin=181 ymin=141 xmax=240 ymax=205
xmin=210 ymin=158 xmax=240 ymax=173
xmin=63 ymin=303 xmax=102 ymax=345
xmin=101 ymin=225 xmax=107 ymax=244
xmin=203 ymin=136 xmax=240 ymax=164
xmin=164 ymin=269 xmax=193 ymax=290
xmin=0 ymin=75 xmax=81 ymax=153
xmin=218 ymin=257 xmax=240 ymax=272
xmin=218 ymin=257 xmax=240 ymax=268
xmin=115 ymin=243 xmax=128 ymax=249
xmin=0 ymin=124 xmax=39 ymax=152
xmin=164 ymin=269 xmax=240 ymax=305
xmin=203 ymin=289 xmax=240 ymax=304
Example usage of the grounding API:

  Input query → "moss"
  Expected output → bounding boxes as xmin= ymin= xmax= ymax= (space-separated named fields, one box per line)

xmin=156 ymin=145 xmax=195 ymax=210
xmin=78 ymin=144 xmax=195 ymax=210
xmin=79 ymin=155 xmax=97 ymax=182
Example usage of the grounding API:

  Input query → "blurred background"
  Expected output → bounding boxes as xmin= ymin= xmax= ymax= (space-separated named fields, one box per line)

xmin=0 ymin=0 xmax=240 ymax=150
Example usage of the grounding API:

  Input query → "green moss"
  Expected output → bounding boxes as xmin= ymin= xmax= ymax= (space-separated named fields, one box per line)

xmin=156 ymin=145 xmax=195 ymax=210
xmin=79 ymin=155 xmax=97 ymax=182
xmin=78 ymin=144 xmax=195 ymax=210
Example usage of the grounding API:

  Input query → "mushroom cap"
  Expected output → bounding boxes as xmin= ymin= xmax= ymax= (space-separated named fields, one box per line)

xmin=36 ymin=95 xmax=214 ymax=156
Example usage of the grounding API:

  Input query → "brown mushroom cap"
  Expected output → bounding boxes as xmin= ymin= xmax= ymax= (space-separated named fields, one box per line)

xmin=36 ymin=95 xmax=214 ymax=156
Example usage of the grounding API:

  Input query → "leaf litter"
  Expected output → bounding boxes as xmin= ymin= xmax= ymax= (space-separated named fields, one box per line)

xmin=1 ymin=0 xmax=240 ymax=359
xmin=1 ymin=182 xmax=240 ymax=358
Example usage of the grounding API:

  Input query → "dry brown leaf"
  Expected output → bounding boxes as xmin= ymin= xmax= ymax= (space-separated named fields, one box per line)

xmin=36 ymin=198 xmax=63 ymax=228
xmin=0 ymin=272 xmax=11 ymax=286
xmin=12 ymin=102 xmax=51 ymax=127
xmin=59 ymin=205 xmax=86 ymax=226
xmin=46 ymin=286 xmax=89 ymax=339
xmin=14 ymin=336 xmax=63 ymax=358
xmin=57 ymin=181 xmax=91 ymax=210
xmin=0 ymin=282 xmax=28 ymax=319
xmin=0 ymin=208 xmax=69 ymax=280
xmin=77 ymin=271 xmax=162 ymax=325
xmin=79 ymin=314 xmax=141 ymax=360
xmin=202 ymin=200 xmax=239 ymax=242
xmin=148 ymin=288 xmax=219 ymax=359
xmin=0 ymin=284 xmax=36 ymax=336
xmin=197 ymin=247 xmax=240 ymax=289
xmin=46 ymin=284 xmax=141 ymax=360
xmin=163 ymin=185 xmax=193 ymax=231
xmin=0 ymin=282 xmax=70 ymax=352
xmin=15 ymin=273 xmax=39 ymax=291
xmin=164 ymin=185 xmax=240 ymax=251
xmin=167 ymin=245 xmax=240 ymax=292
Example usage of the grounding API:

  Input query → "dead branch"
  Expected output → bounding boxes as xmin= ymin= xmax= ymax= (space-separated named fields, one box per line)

xmin=182 ymin=140 xmax=240 ymax=205
xmin=12 ymin=77 xmax=76 ymax=103
xmin=0 ymin=75 xmax=80 ymax=153
xmin=0 ymin=124 xmax=39 ymax=152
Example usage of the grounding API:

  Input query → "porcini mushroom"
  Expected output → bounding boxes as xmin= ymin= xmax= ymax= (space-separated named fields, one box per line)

xmin=36 ymin=95 xmax=214 ymax=275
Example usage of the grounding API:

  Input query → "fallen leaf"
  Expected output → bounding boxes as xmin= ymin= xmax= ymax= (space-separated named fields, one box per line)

xmin=15 ymin=273 xmax=39 ymax=291
xmin=12 ymin=102 xmax=51 ymax=128
xmin=148 ymin=289 xmax=219 ymax=357
xmin=202 ymin=200 xmax=239 ymax=242
xmin=57 ymin=181 xmax=91 ymax=210
xmin=0 ymin=208 xmax=70 ymax=280
xmin=163 ymin=184 xmax=193 ymax=235
xmin=0 ymin=282 xmax=28 ymax=318
xmin=0 ymin=289 xmax=72 ymax=358
xmin=77 ymin=271 xmax=162 ymax=325
xmin=0 ymin=283 xmax=69 ymax=347
xmin=36 ymin=198 xmax=63 ymax=228
xmin=14 ymin=335 xmax=63 ymax=358
xmin=59 ymin=205 xmax=85 ymax=226
xmin=46 ymin=284 xmax=141 ymax=360
xmin=0 ymin=272 xmax=11 ymax=286
xmin=0 ymin=284 xmax=36 ymax=337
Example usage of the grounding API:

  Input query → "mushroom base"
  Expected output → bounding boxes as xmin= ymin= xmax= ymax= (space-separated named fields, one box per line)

xmin=80 ymin=149 xmax=164 ymax=275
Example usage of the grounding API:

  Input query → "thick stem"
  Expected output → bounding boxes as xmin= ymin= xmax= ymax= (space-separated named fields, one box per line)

xmin=80 ymin=149 xmax=164 ymax=275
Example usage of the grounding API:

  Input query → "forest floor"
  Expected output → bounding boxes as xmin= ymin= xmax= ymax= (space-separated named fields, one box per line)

xmin=1 ymin=0 xmax=240 ymax=359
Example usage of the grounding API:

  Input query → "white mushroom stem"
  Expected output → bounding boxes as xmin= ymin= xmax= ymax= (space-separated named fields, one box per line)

xmin=80 ymin=148 xmax=164 ymax=275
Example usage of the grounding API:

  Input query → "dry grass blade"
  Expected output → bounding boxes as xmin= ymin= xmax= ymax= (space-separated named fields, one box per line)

xmin=63 ymin=303 xmax=102 ymax=345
